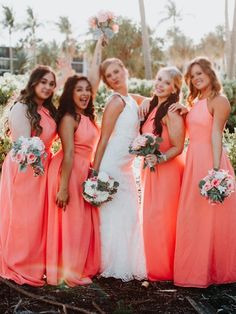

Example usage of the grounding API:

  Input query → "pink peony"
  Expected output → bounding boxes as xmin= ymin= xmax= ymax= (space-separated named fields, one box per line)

xmin=27 ymin=153 xmax=37 ymax=164
xmin=97 ymin=11 xmax=109 ymax=23
xmin=15 ymin=152 xmax=25 ymax=163
xmin=211 ymin=178 xmax=221 ymax=187
xmin=203 ymin=181 xmax=212 ymax=191
xmin=132 ymin=136 xmax=148 ymax=150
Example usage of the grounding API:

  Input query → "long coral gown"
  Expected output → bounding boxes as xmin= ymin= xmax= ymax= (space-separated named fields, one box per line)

xmin=174 ymin=98 xmax=236 ymax=288
xmin=141 ymin=108 xmax=184 ymax=281
xmin=46 ymin=114 xmax=100 ymax=287
xmin=0 ymin=106 xmax=56 ymax=286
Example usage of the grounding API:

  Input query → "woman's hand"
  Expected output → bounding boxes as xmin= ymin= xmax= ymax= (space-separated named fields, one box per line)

xmin=56 ymin=188 xmax=69 ymax=210
xmin=138 ymin=99 xmax=151 ymax=121
xmin=145 ymin=154 xmax=158 ymax=168
xmin=169 ymin=102 xmax=188 ymax=115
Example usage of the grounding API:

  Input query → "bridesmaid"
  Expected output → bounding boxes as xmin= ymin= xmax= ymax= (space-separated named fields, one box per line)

xmin=46 ymin=75 xmax=100 ymax=286
xmin=172 ymin=57 xmax=236 ymax=287
xmin=140 ymin=66 xmax=185 ymax=281
xmin=0 ymin=65 xmax=57 ymax=286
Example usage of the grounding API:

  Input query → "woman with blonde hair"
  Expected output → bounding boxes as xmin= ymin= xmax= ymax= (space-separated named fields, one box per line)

xmin=171 ymin=56 xmax=236 ymax=287
xmin=140 ymin=66 xmax=185 ymax=281
xmin=93 ymin=57 xmax=146 ymax=281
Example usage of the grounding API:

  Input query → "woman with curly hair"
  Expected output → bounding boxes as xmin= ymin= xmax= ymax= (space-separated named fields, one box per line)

xmin=0 ymin=65 xmax=57 ymax=286
xmin=172 ymin=56 xmax=236 ymax=287
xmin=46 ymin=75 xmax=100 ymax=286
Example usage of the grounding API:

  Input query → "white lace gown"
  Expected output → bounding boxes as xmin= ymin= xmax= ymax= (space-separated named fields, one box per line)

xmin=99 ymin=93 xmax=146 ymax=281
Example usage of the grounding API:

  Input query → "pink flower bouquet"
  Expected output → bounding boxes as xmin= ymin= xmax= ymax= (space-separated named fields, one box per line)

xmin=129 ymin=133 xmax=162 ymax=171
xmin=83 ymin=171 xmax=119 ymax=206
xmin=88 ymin=10 xmax=119 ymax=44
xmin=199 ymin=169 xmax=235 ymax=204
xmin=10 ymin=136 xmax=47 ymax=177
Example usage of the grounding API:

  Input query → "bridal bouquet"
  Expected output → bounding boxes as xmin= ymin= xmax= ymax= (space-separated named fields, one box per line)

xmin=88 ymin=10 xmax=119 ymax=44
xmin=129 ymin=133 xmax=162 ymax=171
xmin=10 ymin=136 xmax=47 ymax=177
xmin=83 ymin=171 xmax=119 ymax=206
xmin=199 ymin=169 xmax=235 ymax=204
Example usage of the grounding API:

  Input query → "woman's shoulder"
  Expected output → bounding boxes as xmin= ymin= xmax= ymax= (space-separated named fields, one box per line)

xmin=106 ymin=94 xmax=126 ymax=109
xmin=210 ymin=94 xmax=231 ymax=111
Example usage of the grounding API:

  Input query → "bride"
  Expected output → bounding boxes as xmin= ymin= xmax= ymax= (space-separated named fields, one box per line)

xmin=93 ymin=58 xmax=146 ymax=281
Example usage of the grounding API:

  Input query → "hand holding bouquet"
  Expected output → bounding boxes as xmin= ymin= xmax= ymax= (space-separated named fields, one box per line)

xmin=129 ymin=133 xmax=162 ymax=171
xmin=89 ymin=10 xmax=119 ymax=46
xmin=10 ymin=136 xmax=47 ymax=177
xmin=199 ymin=169 xmax=235 ymax=204
xmin=83 ymin=171 xmax=119 ymax=206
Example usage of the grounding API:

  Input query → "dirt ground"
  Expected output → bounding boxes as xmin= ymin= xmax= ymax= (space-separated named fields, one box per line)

xmin=1 ymin=277 xmax=236 ymax=314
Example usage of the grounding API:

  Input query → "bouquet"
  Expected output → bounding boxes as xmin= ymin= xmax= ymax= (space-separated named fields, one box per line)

xmin=89 ymin=10 xmax=119 ymax=45
xmin=129 ymin=133 xmax=162 ymax=171
xmin=83 ymin=171 xmax=119 ymax=206
xmin=10 ymin=136 xmax=47 ymax=177
xmin=199 ymin=169 xmax=235 ymax=204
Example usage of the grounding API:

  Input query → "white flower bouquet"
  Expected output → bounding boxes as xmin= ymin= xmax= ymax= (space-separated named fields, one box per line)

xmin=199 ymin=169 xmax=235 ymax=204
xmin=83 ymin=171 xmax=119 ymax=206
xmin=10 ymin=136 xmax=47 ymax=177
xmin=129 ymin=133 xmax=162 ymax=171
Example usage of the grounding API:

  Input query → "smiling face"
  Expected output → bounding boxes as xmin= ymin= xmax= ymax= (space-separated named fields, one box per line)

xmin=104 ymin=62 xmax=127 ymax=91
xmin=34 ymin=72 xmax=56 ymax=103
xmin=154 ymin=69 xmax=176 ymax=103
xmin=73 ymin=79 xmax=92 ymax=114
xmin=190 ymin=64 xmax=211 ymax=92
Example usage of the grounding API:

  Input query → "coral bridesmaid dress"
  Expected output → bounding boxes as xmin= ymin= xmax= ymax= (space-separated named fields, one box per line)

xmin=46 ymin=115 xmax=100 ymax=287
xmin=174 ymin=99 xmax=236 ymax=288
xmin=141 ymin=108 xmax=184 ymax=280
xmin=0 ymin=107 xmax=56 ymax=286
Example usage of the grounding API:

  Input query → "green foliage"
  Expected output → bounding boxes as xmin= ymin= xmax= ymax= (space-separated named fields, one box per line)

xmin=223 ymin=128 xmax=236 ymax=174
xmin=222 ymin=80 xmax=236 ymax=131
xmin=0 ymin=135 xmax=11 ymax=171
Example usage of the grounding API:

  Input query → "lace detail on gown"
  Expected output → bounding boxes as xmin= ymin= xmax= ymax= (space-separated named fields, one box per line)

xmin=99 ymin=93 xmax=146 ymax=281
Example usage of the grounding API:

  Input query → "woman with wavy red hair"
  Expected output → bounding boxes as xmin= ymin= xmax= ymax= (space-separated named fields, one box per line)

xmin=172 ymin=56 xmax=236 ymax=288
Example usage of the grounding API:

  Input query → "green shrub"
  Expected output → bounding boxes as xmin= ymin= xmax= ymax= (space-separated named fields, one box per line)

xmin=223 ymin=128 xmax=236 ymax=174
xmin=0 ymin=136 xmax=12 ymax=171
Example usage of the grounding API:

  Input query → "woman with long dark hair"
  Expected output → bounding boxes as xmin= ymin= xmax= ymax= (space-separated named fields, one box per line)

xmin=140 ymin=66 xmax=185 ymax=281
xmin=46 ymin=75 xmax=100 ymax=286
xmin=0 ymin=65 xmax=57 ymax=286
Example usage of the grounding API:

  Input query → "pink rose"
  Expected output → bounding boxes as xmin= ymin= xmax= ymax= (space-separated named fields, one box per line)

xmin=112 ymin=24 xmax=119 ymax=33
xmin=27 ymin=153 xmax=37 ymax=164
xmin=97 ymin=11 xmax=109 ymax=23
xmin=88 ymin=17 xmax=97 ymax=29
xmin=203 ymin=181 xmax=212 ymax=191
xmin=15 ymin=152 xmax=25 ymax=163
xmin=211 ymin=178 xmax=221 ymax=187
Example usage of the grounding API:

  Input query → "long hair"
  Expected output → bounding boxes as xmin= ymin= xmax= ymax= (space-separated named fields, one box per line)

xmin=17 ymin=65 xmax=57 ymax=135
xmin=184 ymin=56 xmax=222 ymax=106
xmin=57 ymin=75 xmax=96 ymax=126
xmin=141 ymin=67 xmax=182 ymax=136
xmin=100 ymin=58 xmax=127 ymax=88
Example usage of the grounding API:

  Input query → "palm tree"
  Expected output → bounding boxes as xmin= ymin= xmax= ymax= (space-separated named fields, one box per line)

xmin=159 ymin=0 xmax=182 ymax=32
xmin=225 ymin=0 xmax=231 ymax=77
xmin=22 ymin=7 xmax=41 ymax=67
xmin=229 ymin=0 xmax=236 ymax=79
xmin=2 ymin=5 xmax=15 ymax=73
xmin=138 ymin=0 xmax=152 ymax=79
xmin=56 ymin=16 xmax=73 ymax=56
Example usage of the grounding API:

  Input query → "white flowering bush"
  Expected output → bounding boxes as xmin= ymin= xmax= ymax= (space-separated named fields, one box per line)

xmin=0 ymin=73 xmax=27 ymax=106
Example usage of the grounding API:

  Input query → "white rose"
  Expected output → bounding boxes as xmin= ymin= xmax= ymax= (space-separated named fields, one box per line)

xmin=96 ymin=191 xmax=110 ymax=202
xmin=84 ymin=184 xmax=96 ymax=197
xmin=98 ymin=171 xmax=109 ymax=183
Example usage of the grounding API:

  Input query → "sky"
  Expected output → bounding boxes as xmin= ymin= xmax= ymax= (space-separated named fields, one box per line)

xmin=0 ymin=0 xmax=234 ymax=46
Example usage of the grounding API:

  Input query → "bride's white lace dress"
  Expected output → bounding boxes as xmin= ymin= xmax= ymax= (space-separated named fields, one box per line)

xmin=99 ymin=93 xmax=146 ymax=281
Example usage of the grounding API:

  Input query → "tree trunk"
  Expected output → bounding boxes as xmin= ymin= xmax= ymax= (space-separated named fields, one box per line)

xmin=9 ymin=32 xmax=13 ymax=74
xmin=138 ymin=0 xmax=152 ymax=79
xmin=225 ymin=0 xmax=231 ymax=77
xmin=229 ymin=0 xmax=236 ymax=79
